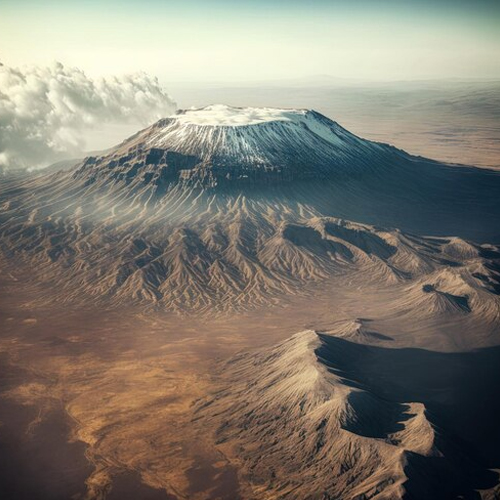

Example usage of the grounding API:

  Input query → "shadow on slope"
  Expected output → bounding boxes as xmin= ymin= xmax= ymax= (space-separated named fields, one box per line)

xmin=316 ymin=335 xmax=500 ymax=499
xmin=301 ymin=158 xmax=500 ymax=244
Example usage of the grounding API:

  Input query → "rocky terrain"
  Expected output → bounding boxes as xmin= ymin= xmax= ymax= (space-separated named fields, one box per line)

xmin=197 ymin=326 xmax=500 ymax=499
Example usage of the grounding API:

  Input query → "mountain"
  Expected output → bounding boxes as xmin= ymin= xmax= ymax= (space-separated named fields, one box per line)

xmin=3 ymin=104 xmax=500 ymax=238
xmin=89 ymin=104 xmax=385 ymax=186
xmin=196 ymin=328 xmax=500 ymax=499
xmin=1 ymin=105 xmax=500 ymax=312
xmin=1 ymin=104 xmax=500 ymax=500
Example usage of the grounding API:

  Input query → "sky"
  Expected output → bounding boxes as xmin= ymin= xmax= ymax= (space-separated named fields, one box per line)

xmin=1 ymin=0 xmax=500 ymax=82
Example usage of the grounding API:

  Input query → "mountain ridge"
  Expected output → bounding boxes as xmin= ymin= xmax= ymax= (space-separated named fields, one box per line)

xmin=196 ymin=327 xmax=500 ymax=499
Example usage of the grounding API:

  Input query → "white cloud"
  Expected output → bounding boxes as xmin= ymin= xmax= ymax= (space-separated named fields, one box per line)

xmin=0 ymin=62 xmax=177 ymax=170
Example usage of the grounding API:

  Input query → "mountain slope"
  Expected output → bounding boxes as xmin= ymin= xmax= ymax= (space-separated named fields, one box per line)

xmin=1 ymin=195 xmax=499 ymax=315
xmin=2 ymin=105 xmax=500 ymax=240
xmin=196 ymin=328 xmax=500 ymax=499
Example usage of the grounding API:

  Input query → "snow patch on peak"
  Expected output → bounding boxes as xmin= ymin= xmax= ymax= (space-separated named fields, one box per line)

xmin=173 ymin=104 xmax=308 ymax=126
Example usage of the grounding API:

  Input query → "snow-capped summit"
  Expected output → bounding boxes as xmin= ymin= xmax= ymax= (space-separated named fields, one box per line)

xmin=73 ymin=105 xmax=391 ymax=190
xmin=137 ymin=105 xmax=377 ymax=160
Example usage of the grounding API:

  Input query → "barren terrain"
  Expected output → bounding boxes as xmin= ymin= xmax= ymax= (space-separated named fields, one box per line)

xmin=1 ymin=105 xmax=500 ymax=499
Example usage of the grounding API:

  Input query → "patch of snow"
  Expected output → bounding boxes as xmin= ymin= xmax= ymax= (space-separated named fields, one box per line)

xmin=173 ymin=104 xmax=308 ymax=126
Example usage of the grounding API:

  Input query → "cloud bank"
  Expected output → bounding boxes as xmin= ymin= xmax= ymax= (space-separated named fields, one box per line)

xmin=0 ymin=62 xmax=177 ymax=170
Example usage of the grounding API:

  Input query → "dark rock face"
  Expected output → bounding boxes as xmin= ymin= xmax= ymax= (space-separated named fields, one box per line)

xmin=73 ymin=147 xmax=203 ymax=199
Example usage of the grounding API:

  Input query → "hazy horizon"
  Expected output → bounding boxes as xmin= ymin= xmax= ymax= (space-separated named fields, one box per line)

xmin=2 ymin=0 xmax=500 ymax=82
xmin=3 ymin=0 xmax=500 ymax=171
